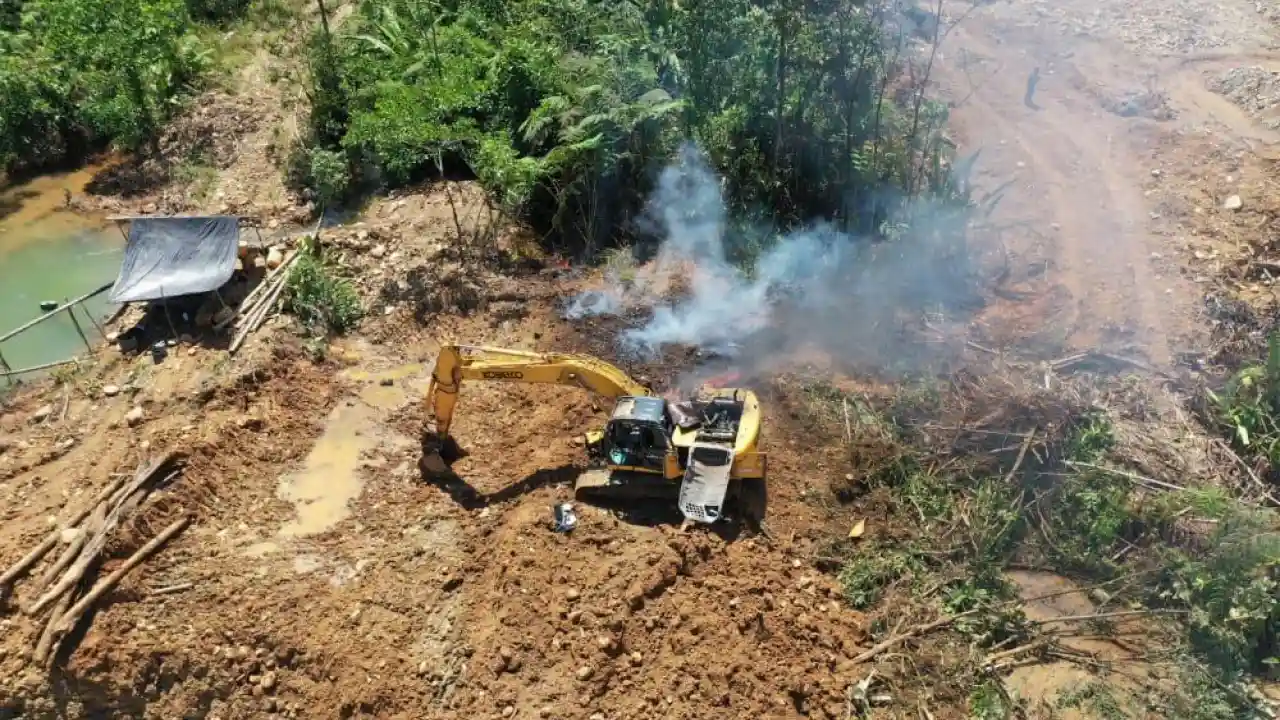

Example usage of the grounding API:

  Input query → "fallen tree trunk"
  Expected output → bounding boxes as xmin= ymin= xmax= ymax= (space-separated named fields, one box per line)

xmin=34 ymin=592 xmax=73 ymax=667
xmin=32 ymin=526 xmax=87 ymax=596
xmin=27 ymin=507 xmax=107 ymax=616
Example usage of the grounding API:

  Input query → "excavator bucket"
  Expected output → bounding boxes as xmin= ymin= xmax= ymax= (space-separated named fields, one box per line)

xmin=418 ymin=433 xmax=463 ymax=478
xmin=420 ymin=452 xmax=449 ymax=476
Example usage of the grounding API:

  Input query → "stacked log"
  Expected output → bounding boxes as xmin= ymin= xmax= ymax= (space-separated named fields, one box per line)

xmin=0 ymin=452 xmax=191 ymax=667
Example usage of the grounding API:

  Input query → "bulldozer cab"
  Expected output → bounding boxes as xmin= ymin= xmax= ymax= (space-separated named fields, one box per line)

xmin=602 ymin=396 xmax=670 ymax=472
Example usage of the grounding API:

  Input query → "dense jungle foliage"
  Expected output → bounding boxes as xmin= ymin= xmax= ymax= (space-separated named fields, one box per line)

xmin=1 ymin=0 xmax=959 ymax=249
xmin=300 ymin=0 xmax=959 ymax=251
xmin=0 ymin=0 xmax=246 ymax=173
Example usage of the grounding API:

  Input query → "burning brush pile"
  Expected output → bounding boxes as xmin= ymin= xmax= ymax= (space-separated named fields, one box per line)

xmin=559 ymin=144 xmax=979 ymax=392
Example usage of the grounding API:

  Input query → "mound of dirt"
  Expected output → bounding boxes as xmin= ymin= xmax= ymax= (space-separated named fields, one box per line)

xmin=1208 ymin=66 xmax=1280 ymax=130
xmin=84 ymin=91 xmax=266 ymax=204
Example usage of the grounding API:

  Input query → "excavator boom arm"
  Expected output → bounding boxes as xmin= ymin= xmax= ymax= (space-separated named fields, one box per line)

xmin=426 ymin=344 xmax=650 ymax=437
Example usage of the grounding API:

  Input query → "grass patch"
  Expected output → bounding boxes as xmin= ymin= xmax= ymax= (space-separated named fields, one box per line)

xmin=809 ymin=369 xmax=1280 ymax=717
xmin=284 ymin=246 xmax=363 ymax=337
xmin=1057 ymin=680 xmax=1128 ymax=720
xmin=1042 ymin=467 xmax=1132 ymax=576
xmin=199 ymin=0 xmax=304 ymax=80
xmin=601 ymin=246 xmax=637 ymax=285
xmin=174 ymin=149 xmax=219 ymax=203
xmin=838 ymin=545 xmax=926 ymax=610
xmin=968 ymin=678 xmax=1019 ymax=719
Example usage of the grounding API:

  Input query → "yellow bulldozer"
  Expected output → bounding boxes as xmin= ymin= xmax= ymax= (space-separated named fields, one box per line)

xmin=420 ymin=344 xmax=768 ymax=524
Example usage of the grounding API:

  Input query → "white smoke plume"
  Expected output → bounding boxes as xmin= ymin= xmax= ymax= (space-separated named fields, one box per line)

xmin=568 ymin=142 xmax=978 ymax=376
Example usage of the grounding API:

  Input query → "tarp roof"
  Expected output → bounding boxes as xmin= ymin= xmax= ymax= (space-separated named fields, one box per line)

xmin=108 ymin=216 xmax=239 ymax=304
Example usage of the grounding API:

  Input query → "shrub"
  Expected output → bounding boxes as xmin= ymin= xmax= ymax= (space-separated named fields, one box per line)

xmin=1155 ymin=508 xmax=1280 ymax=679
xmin=285 ymin=248 xmax=364 ymax=336
xmin=186 ymin=0 xmax=250 ymax=22
xmin=306 ymin=146 xmax=351 ymax=208
xmin=1209 ymin=332 xmax=1280 ymax=472
xmin=0 ymin=0 xmax=240 ymax=171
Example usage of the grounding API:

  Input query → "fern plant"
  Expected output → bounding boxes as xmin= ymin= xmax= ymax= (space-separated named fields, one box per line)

xmin=1209 ymin=332 xmax=1280 ymax=467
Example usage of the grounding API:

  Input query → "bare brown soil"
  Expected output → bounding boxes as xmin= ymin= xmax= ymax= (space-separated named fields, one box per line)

xmin=3 ymin=0 xmax=1280 ymax=717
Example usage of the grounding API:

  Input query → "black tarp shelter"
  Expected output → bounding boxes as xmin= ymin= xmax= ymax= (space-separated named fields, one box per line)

xmin=107 ymin=216 xmax=240 ymax=304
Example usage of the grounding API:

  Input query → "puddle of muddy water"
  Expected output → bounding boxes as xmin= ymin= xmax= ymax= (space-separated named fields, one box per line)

xmin=276 ymin=378 xmax=418 ymax=537
xmin=0 ymin=168 xmax=123 ymax=373
xmin=277 ymin=401 xmax=383 ymax=537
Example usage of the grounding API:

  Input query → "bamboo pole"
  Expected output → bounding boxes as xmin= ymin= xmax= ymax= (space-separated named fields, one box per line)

xmin=0 ymin=357 xmax=81 ymax=378
xmin=55 ymin=516 xmax=191 ymax=635
xmin=229 ymin=277 xmax=286 ymax=354
xmin=0 ymin=283 xmax=113 ymax=345
xmin=65 ymin=305 xmax=93 ymax=354
xmin=214 ymin=248 xmax=299 ymax=330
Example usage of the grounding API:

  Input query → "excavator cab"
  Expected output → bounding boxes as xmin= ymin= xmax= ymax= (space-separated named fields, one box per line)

xmin=592 ymin=396 xmax=671 ymax=474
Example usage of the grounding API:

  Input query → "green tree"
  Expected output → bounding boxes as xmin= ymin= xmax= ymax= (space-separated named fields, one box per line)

xmin=299 ymin=0 xmax=961 ymax=251
xmin=31 ymin=0 xmax=201 ymax=150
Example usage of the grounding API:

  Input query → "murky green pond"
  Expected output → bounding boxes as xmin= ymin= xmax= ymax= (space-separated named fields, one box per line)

xmin=0 ymin=168 xmax=124 ymax=377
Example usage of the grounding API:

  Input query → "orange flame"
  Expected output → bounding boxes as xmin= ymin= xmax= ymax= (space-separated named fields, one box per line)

xmin=701 ymin=370 xmax=742 ymax=388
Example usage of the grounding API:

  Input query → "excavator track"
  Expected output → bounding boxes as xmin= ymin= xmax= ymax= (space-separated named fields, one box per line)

xmin=573 ymin=468 xmax=681 ymax=504
xmin=574 ymin=469 xmax=767 ymax=526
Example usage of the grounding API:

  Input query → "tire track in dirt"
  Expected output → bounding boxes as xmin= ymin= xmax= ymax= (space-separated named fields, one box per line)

xmin=942 ymin=22 xmax=1182 ymax=364
xmin=940 ymin=0 xmax=1280 ymax=364
xmin=1160 ymin=52 xmax=1280 ymax=152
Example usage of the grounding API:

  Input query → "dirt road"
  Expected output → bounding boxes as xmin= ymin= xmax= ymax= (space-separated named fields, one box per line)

xmin=938 ymin=0 xmax=1280 ymax=364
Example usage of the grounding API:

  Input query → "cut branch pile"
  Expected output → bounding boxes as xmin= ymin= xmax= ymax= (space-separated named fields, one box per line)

xmin=224 ymin=221 xmax=322 ymax=354
xmin=0 ymin=451 xmax=191 ymax=667
xmin=227 ymin=247 xmax=302 ymax=354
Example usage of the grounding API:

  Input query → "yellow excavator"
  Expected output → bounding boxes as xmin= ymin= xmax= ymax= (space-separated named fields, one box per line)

xmin=421 ymin=344 xmax=767 ymax=524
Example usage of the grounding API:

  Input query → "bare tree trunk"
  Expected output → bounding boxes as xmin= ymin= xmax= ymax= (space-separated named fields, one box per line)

xmin=906 ymin=0 xmax=946 ymax=194
xmin=772 ymin=0 xmax=791 ymax=180
xmin=869 ymin=29 xmax=905 ymax=194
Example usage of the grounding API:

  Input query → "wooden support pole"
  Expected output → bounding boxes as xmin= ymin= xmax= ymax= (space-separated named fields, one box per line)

xmin=160 ymin=287 xmax=179 ymax=341
xmin=65 ymin=304 xmax=93 ymax=354
xmin=0 ymin=283 xmax=113 ymax=345
xmin=0 ymin=357 xmax=81 ymax=378
xmin=83 ymin=305 xmax=107 ymax=339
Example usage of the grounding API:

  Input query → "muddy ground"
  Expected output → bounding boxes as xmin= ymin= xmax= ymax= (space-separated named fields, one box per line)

xmin=3 ymin=0 xmax=1280 ymax=717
